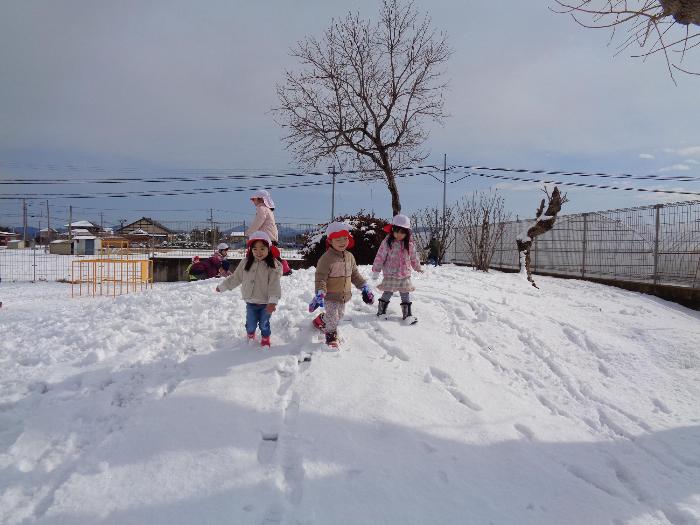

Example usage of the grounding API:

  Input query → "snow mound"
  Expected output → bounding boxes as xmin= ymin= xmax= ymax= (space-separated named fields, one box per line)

xmin=1 ymin=267 xmax=699 ymax=524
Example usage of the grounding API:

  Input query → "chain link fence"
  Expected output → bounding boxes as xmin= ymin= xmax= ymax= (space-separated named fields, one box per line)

xmin=0 ymin=222 xmax=318 ymax=282
xmin=447 ymin=200 xmax=700 ymax=288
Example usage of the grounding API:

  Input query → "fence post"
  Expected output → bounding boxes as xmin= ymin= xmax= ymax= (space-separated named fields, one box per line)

xmin=581 ymin=213 xmax=588 ymax=278
xmin=33 ymin=244 xmax=37 ymax=283
xmin=652 ymin=204 xmax=661 ymax=285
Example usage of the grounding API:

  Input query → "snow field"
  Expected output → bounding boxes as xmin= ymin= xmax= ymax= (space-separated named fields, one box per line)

xmin=0 ymin=266 xmax=699 ymax=524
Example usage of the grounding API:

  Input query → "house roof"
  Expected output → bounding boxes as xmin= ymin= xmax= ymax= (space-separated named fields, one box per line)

xmin=118 ymin=217 xmax=174 ymax=234
xmin=0 ymin=231 xmax=19 ymax=236
xmin=64 ymin=220 xmax=97 ymax=228
xmin=71 ymin=229 xmax=91 ymax=235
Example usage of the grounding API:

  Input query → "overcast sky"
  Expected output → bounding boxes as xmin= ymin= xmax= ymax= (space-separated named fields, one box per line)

xmin=1 ymin=0 xmax=699 ymax=228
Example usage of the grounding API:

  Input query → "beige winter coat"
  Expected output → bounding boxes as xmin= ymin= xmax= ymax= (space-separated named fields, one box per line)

xmin=219 ymin=258 xmax=282 ymax=304
xmin=245 ymin=205 xmax=279 ymax=243
xmin=314 ymin=248 xmax=366 ymax=303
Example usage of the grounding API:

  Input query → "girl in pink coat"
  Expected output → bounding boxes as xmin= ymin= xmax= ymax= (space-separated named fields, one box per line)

xmin=371 ymin=214 xmax=423 ymax=324
xmin=245 ymin=190 xmax=292 ymax=275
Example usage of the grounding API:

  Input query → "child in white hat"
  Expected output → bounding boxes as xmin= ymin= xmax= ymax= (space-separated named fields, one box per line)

xmin=216 ymin=231 xmax=282 ymax=347
xmin=309 ymin=221 xmax=375 ymax=348
xmin=371 ymin=214 xmax=423 ymax=324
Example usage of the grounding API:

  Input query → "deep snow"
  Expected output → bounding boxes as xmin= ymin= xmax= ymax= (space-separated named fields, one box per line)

xmin=0 ymin=266 xmax=699 ymax=524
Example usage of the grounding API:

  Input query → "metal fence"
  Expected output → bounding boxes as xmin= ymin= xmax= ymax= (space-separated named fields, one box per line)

xmin=0 ymin=222 xmax=318 ymax=282
xmin=447 ymin=200 xmax=700 ymax=288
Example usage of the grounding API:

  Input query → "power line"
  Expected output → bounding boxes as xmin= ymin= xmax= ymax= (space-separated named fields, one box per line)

xmin=451 ymin=164 xmax=700 ymax=182
xmin=0 ymin=168 xmax=441 ymax=200
xmin=454 ymin=170 xmax=700 ymax=197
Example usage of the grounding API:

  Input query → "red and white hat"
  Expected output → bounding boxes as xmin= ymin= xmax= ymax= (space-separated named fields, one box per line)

xmin=250 ymin=190 xmax=275 ymax=209
xmin=325 ymin=221 xmax=355 ymax=249
xmin=383 ymin=214 xmax=412 ymax=233
xmin=247 ymin=230 xmax=280 ymax=258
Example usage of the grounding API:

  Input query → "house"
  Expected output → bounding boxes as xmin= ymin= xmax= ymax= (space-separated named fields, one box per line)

xmin=116 ymin=217 xmax=174 ymax=238
xmin=64 ymin=220 xmax=101 ymax=235
xmin=39 ymin=228 xmax=58 ymax=244
xmin=0 ymin=231 xmax=19 ymax=247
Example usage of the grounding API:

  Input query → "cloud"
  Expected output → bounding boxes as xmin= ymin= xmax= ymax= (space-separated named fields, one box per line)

xmin=639 ymin=153 xmax=655 ymax=159
xmin=676 ymin=146 xmax=700 ymax=157
xmin=658 ymin=164 xmax=691 ymax=172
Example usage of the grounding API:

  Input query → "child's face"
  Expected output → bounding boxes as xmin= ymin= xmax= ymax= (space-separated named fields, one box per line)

xmin=251 ymin=198 xmax=263 ymax=206
xmin=330 ymin=236 xmax=349 ymax=251
xmin=251 ymin=240 xmax=269 ymax=260
xmin=392 ymin=227 xmax=407 ymax=240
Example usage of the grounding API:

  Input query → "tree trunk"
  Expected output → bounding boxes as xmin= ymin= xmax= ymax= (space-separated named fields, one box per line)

xmin=384 ymin=168 xmax=402 ymax=215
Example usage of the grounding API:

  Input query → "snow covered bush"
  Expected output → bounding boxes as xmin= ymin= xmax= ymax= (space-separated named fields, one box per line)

xmin=301 ymin=212 xmax=389 ymax=267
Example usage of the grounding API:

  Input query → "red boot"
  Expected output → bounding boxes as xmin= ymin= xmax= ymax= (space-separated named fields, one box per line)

xmin=261 ymin=336 xmax=271 ymax=347
xmin=312 ymin=313 xmax=325 ymax=331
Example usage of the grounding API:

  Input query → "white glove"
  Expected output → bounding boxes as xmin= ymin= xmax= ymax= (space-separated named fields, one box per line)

xmin=371 ymin=272 xmax=380 ymax=281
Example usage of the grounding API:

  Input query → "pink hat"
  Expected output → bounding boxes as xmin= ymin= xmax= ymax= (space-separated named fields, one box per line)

xmin=250 ymin=190 xmax=275 ymax=209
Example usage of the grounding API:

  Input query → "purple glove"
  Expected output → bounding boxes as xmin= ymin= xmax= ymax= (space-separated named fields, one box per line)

xmin=308 ymin=290 xmax=326 ymax=312
xmin=361 ymin=284 xmax=374 ymax=305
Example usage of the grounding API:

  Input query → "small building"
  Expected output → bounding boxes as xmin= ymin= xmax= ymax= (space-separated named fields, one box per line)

xmin=0 ymin=231 xmax=19 ymax=246
xmin=73 ymin=236 xmax=102 ymax=256
xmin=49 ymin=240 xmax=73 ymax=255
xmin=7 ymin=239 xmax=26 ymax=249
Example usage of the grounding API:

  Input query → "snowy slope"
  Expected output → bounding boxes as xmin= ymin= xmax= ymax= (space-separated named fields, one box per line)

xmin=0 ymin=267 xmax=699 ymax=525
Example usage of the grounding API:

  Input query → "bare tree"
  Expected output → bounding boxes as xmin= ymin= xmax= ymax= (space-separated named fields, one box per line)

xmin=551 ymin=0 xmax=700 ymax=81
xmin=411 ymin=205 xmax=457 ymax=263
xmin=457 ymin=191 xmax=510 ymax=272
xmin=516 ymin=186 xmax=569 ymax=288
xmin=273 ymin=0 xmax=451 ymax=215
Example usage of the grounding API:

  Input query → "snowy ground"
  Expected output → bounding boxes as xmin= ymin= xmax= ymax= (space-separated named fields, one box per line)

xmin=0 ymin=266 xmax=699 ymax=525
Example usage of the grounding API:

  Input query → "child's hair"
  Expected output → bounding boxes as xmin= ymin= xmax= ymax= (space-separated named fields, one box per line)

xmin=387 ymin=226 xmax=411 ymax=251
xmin=245 ymin=241 xmax=277 ymax=271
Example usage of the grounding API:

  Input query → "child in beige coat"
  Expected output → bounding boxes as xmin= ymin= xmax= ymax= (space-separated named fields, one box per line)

xmin=217 ymin=231 xmax=282 ymax=347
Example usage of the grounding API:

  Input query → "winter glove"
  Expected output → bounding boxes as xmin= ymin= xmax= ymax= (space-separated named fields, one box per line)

xmin=308 ymin=290 xmax=326 ymax=312
xmin=361 ymin=284 xmax=375 ymax=305
xmin=371 ymin=272 xmax=380 ymax=281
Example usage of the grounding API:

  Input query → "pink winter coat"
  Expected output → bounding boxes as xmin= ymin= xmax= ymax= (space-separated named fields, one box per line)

xmin=245 ymin=205 xmax=279 ymax=242
xmin=372 ymin=237 xmax=421 ymax=279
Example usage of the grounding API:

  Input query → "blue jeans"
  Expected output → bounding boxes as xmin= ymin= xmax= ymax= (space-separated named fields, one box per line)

xmin=246 ymin=303 xmax=272 ymax=337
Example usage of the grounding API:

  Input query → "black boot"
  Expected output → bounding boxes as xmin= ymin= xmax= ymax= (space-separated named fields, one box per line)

xmin=400 ymin=302 xmax=418 ymax=325
xmin=377 ymin=298 xmax=390 ymax=317
xmin=325 ymin=331 xmax=339 ymax=348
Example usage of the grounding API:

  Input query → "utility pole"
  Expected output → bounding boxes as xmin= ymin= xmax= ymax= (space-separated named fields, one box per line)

xmin=442 ymin=154 xmax=447 ymax=237
xmin=69 ymin=205 xmax=73 ymax=241
xmin=22 ymin=199 xmax=28 ymax=243
xmin=328 ymin=165 xmax=336 ymax=221
xmin=209 ymin=208 xmax=215 ymax=248
xmin=100 ymin=212 xmax=104 ymax=232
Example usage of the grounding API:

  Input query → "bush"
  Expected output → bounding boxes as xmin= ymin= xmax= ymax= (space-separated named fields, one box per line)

xmin=301 ymin=212 xmax=389 ymax=267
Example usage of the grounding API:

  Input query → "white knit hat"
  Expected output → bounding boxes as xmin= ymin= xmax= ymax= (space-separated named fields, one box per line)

xmin=251 ymin=190 xmax=275 ymax=209
xmin=216 ymin=242 xmax=229 ymax=251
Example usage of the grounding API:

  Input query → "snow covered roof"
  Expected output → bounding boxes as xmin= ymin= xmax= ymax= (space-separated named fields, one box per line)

xmin=0 ymin=231 xmax=18 ymax=236
xmin=74 ymin=235 xmax=97 ymax=240
xmin=50 ymin=240 xmax=71 ymax=244
xmin=130 ymin=228 xmax=149 ymax=236
xmin=71 ymin=229 xmax=91 ymax=236
xmin=64 ymin=220 xmax=97 ymax=228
